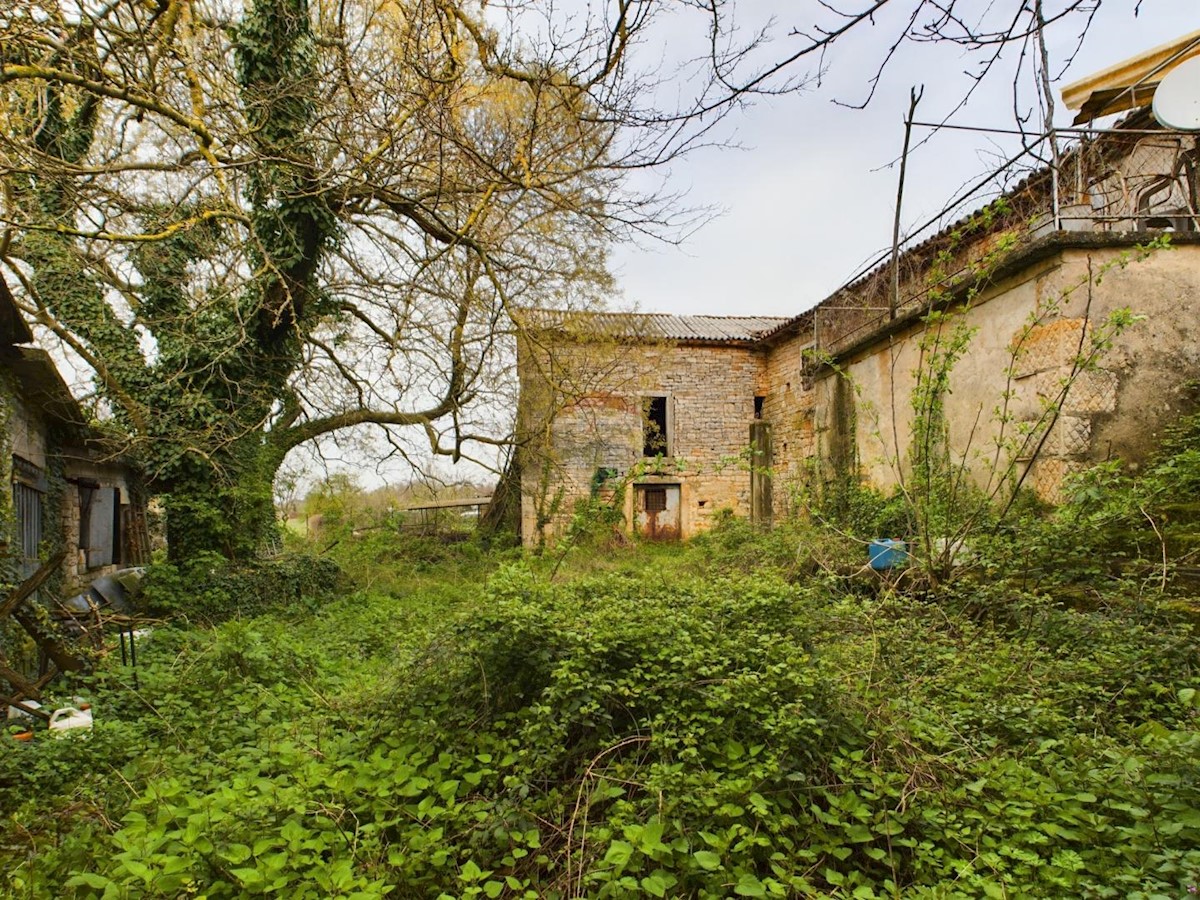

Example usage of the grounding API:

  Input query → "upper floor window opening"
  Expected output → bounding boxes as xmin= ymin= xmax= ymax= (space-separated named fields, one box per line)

xmin=642 ymin=395 xmax=670 ymax=458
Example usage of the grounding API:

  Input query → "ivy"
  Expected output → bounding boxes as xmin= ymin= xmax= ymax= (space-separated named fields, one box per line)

xmin=3 ymin=516 xmax=1199 ymax=898
xmin=5 ymin=0 xmax=342 ymax=565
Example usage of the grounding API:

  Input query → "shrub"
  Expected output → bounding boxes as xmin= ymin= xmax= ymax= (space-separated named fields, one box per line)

xmin=7 ymin=502 xmax=1200 ymax=899
xmin=141 ymin=552 xmax=344 ymax=622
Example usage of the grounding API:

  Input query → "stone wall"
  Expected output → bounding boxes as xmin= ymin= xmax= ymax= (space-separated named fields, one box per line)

xmin=520 ymin=241 xmax=1200 ymax=538
xmin=760 ymin=330 xmax=818 ymax=514
xmin=3 ymin=384 xmax=134 ymax=588
xmin=8 ymin=393 xmax=48 ymax=471
xmin=59 ymin=454 xmax=133 ymax=586
xmin=518 ymin=337 xmax=767 ymax=545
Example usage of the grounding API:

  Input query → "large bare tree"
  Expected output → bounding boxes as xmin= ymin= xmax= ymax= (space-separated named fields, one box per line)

xmin=0 ymin=0 xmax=714 ymax=559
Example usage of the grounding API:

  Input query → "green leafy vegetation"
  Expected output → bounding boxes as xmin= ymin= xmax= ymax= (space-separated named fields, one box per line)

xmin=5 ymin=425 xmax=1200 ymax=898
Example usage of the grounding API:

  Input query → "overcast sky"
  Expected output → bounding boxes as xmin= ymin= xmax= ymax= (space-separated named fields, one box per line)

xmin=610 ymin=2 xmax=1199 ymax=320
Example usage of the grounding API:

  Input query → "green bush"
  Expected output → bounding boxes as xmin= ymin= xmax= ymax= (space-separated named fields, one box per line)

xmin=958 ymin=408 xmax=1200 ymax=600
xmin=6 ymin=503 xmax=1200 ymax=899
xmin=141 ymin=552 xmax=344 ymax=622
xmin=688 ymin=512 xmax=829 ymax=580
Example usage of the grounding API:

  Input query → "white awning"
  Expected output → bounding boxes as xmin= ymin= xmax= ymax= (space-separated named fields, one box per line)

xmin=1061 ymin=29 xmax=1200 ymax=124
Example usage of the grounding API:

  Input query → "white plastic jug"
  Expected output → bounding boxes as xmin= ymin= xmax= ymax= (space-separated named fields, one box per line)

xmin=49 ymin=705 xmax=93 ymax=734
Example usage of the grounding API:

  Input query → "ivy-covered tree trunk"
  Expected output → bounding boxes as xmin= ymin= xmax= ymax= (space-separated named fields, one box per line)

xmin=155 ymin=0 xmax=336 ymax=561
xmin=161 ymin=440 xmax=285 ymax=563
xmin=13 ymin=0 xmax=335 ymax=562
xmin=3 ymin=0 xmax=641 ymax=569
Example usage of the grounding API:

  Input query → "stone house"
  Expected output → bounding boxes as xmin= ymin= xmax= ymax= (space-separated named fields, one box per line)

xmin=517 ymin=88 xmax=1200 ymax=545
xmin=1 ymin=281 xmax=149 ymax=591
xmin=517 ymin=314 xmax=787 ymax=544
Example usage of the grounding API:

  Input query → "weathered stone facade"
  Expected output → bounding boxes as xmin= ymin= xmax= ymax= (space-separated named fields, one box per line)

xmin=2 ymin=288 xmax=147 ymax=591
xmin=518 ymin=329 xmax=776 ymax=545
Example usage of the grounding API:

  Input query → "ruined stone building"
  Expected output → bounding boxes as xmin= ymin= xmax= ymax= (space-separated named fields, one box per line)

xmin=1 ymin=281 xmax=149 ymax=589
xmin=517 ymin=314 xmax=788 ymax=542
xmin=516 ymin=35 xmax=1200 ymax=546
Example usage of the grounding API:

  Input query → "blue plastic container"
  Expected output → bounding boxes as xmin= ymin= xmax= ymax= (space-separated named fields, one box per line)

xmin=868 ymin=539 xmax=908 ymax=570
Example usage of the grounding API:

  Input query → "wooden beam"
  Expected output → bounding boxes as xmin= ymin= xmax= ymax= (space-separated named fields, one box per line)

xmin=0 ymin=551 xmax=66 ymax=621
xmin=0 ymin=551 xmax=87 ymax=674
xmin=398 ymin=496 xmax=492 ymax=512
xmin=13 ymin=606 xmax=87 ymax=673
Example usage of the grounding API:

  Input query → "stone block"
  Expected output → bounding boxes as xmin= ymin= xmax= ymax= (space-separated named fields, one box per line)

xmin=1011 ymin=318 xmax=1089 ymax=379
xmin=1027 ymin=457 xmax=1086 ymax=504
xmin=1054 ymin=415 xmax=1092 ymax=456
xmin=1058 ymin=368 xmax=1118 ymax=415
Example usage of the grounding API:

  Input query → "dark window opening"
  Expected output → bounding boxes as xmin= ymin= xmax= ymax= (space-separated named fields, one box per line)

xmin=77 ymin=482 xmax=98 ymax=551
xmin=754 ymin=396 xmax=765 ymax=419
xmin=642 ymin=396 xmax=669 ymax=457
xmin=643 ymin=487 xmax=667 ymax=513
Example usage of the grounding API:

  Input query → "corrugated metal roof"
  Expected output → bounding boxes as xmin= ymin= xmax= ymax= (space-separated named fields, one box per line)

xmin=628 ymin=313 xmax=790 ymax=342
xmin=525 ymin=310 xmax=789 ymax=344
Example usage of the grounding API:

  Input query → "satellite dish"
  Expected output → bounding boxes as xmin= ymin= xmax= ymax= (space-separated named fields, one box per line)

xmin=1153 ymin=54 xmax=1200 ymax=131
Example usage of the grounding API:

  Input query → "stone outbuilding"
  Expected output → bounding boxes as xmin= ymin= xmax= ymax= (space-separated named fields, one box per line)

xmin=1 ymin=281 xmax=149 ymax=591
xmin=517 ymin=313 xmax=787 ymax=544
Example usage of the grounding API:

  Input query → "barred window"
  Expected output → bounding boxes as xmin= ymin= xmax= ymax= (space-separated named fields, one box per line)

xmin=643 ymin=487 xmax=667 ymax=513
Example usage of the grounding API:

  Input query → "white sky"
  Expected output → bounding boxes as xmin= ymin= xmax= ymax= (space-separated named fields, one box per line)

xmin=610 ymin=2 xmax=1200 ymax=319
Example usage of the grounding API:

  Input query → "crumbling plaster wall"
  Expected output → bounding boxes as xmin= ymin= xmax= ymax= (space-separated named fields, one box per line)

xmin=1074 ymin=243 xmax=1200 ymax=469
xmin=811 ymin=242 xmax=1200 ymax=500
xmin=518 ymin=338 xmax=767 ymax=545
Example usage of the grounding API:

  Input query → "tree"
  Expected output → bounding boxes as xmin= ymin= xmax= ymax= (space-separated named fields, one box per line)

xmin=709 ymin=1 xmax=1110 ymax=107
xmin=0 ymin=0 xmax=691 ymax=560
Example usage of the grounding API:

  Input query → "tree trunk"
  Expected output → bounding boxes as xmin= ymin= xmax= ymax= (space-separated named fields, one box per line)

xmin=162 ymin=441 xmax=282 ymax=563
xmin=480 ymin=452 xmax=522 ymax=542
